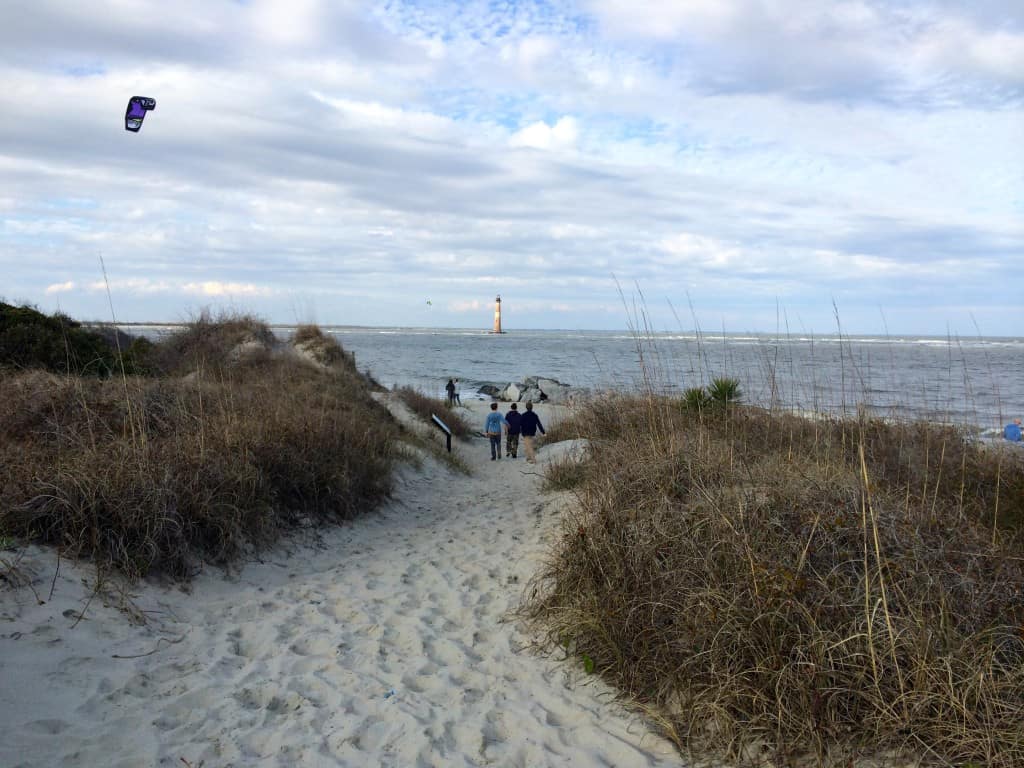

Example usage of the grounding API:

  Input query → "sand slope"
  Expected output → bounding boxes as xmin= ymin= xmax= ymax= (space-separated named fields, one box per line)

xmin=0 ymin=398 xmax=685 ymax=767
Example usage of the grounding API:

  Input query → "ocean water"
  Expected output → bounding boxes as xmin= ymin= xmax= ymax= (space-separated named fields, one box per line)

xmin=129 ymin=326 xmax=1024 ymax=433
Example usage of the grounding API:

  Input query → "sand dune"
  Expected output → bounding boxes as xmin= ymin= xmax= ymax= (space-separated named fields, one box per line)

xmin=0 ymin=397 xmax=686 ymax=767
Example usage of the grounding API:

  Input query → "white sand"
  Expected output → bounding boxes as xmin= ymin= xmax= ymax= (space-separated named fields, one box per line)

xmin=0 ymin=397 xmax=688 ymax=768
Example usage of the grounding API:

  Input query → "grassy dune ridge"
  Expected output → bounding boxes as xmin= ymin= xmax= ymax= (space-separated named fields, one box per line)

xmin=394 ymin=385 xmax=473 ymax=438
xmin=0 ymin=309 xmax=398 ymax=579
xmin=526 ymin=392 xmax=1024 ymax=767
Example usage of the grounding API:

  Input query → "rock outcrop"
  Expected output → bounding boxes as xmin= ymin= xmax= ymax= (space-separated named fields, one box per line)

xmin=480 ymin=376 xmax=575 ymax=403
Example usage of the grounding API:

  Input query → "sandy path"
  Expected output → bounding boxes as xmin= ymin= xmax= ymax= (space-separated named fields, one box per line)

xmin=0 ymin=397 xmax=684 ymax=767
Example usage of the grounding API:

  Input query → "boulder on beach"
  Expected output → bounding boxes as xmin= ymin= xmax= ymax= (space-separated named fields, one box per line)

xmin=536 ymin=378 xmax=571 ymax=403
xmin=539 ymin=438 xmax=590 ymax=463
xmin=500 ymin=382 xmax=522 ymax=402
xmin=479 ymin=376 xmax=574 ymax=403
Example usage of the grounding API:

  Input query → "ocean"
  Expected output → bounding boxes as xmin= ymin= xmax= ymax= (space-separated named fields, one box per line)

xmin=128 ymin=326 xmax=1024 ymax=434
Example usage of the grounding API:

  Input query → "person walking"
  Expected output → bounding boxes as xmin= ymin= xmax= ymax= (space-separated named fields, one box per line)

xmin=505 ymin=403 xmax=522 ymax=458
xmin=519 ymin=400 xmax=545 ymax=464
xmin=445 ymin=378 xmax=455 ymax=407
xmin=453 ymin=378 xmax=462 ymax=406
xmin=484 ymin=402 xmax=508 ymax=460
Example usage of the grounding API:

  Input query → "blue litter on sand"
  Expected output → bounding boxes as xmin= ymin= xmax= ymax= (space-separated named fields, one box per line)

xmin=384 ymin=689 xmax=396 ymax=699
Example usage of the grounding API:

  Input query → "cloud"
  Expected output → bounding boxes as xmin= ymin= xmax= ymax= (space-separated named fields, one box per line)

xmin=44 ymin=280 xmax=75 ymax=294
xmin=449 ymin=299 xmax=483 ymax=313
xmin=510 ymin=117 xmax=579 ymax=150
xmin=0 ymin=0 xmax=1020 ymax=335
xmin=585 ymin=0 xmax=1024 ymax=102
xmin=182 ymin=281 xmax=275 ymax=297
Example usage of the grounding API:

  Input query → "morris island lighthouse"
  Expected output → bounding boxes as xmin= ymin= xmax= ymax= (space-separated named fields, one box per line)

xmin=491 ymin=295 xmax=506 ymax=334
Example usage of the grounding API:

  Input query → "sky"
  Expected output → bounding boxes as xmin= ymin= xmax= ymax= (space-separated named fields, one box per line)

xmin=1 ymin=0 xmax=1021 ymax=335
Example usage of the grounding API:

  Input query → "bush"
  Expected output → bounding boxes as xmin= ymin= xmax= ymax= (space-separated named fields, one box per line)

xmin=525 ymin=396 xmax=1024 ymax=767
xmin=0 ymin=302 xmax=145 ymax=376
xmin=0 ymin=319 xmax=398 ymax=580
xmin=147 ymin=309 xmax=276 ymax=376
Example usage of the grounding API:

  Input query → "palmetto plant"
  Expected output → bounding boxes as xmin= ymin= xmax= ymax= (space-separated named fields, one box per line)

xmin=707 ymin=377 xmax=742 ymax=406
xmin=682 ymin=386 xmax=713 ymax=412
xmin=680 ymin=379 xmax=741 ymax=412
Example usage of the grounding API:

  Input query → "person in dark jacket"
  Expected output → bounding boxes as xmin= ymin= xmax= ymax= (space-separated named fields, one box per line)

xmin=505 ymin=403 xmax=522 ymax=458
xmin=519 ymin=400 xmax=545 ymax=464
xmin=445 ymin=378 xmax=455 ymax=406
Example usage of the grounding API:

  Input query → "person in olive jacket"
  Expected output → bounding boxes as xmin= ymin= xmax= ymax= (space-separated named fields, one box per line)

xmin=504 ymin=403 xmax=522 ymax=458
xmin=519 ymin=400 xmax=545 ymax=464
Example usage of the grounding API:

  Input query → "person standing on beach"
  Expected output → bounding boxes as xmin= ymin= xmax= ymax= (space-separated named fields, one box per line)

xmin=484 ymin=402 xmax=508 ymax=461
xmin=445 ymin=378 xmax=455 ymax=407
xmin=519 ymin=400 xmax=545 ymax=464
xmin=1005 ymin=418 xmax=1023 ymax=442
xmin=505 ymin=403 xmax=522 ymax=458
xmin=453 ymin=378 xmax=462 ymax=406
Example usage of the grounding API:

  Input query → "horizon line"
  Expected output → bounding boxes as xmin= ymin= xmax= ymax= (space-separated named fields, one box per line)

xmin=83 ymin=320 xmax=1022 ymax=341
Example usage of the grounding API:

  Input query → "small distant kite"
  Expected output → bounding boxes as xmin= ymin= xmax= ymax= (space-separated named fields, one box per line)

xmin=125 ymin=96 xmax=156 ymax=132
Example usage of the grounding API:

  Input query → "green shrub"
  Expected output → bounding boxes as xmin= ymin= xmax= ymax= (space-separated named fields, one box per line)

xmin=707 ymin=376 xmax=742 ymax=406
xmin=680 ymin=386 xmax=712 ymax=412
xmin=0 ymin=302 xmax=139 ymax=376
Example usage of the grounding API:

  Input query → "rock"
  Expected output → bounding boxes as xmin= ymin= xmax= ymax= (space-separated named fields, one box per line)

xmin=539 ymin=439 xmax=591 ymax=463
xmin=500 ymin=382 xmax=521 ymax=402
xmin=536 ymin=378 xmax=572 ymax=404
xmin=478 ymin=376 xmax=576 ymax=403
xmin=519 ymin=386 xmax=542 ymax=403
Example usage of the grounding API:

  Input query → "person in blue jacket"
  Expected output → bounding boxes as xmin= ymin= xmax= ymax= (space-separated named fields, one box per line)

xmin=519 ymin=400 xmax=545 ymax=464
xmin=484 ymin=402 xmax=509 ymax=460
xmin=505 ymin=403 xmax=522 ymax=458
xmin=1005 ymin=418 xmax=1023 ymax=442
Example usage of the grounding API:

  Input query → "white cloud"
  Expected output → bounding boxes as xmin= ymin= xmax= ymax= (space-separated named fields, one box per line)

xmin=44 ymin=281 xmax=76 ymax=294
xmin=0 ymin=0 xmax=1020 ymax=335
xmin=183 ymin=281 xmax=274 ymax=297
xmin=249 ymin=0 xmax=327 ymax=47
xmin=586 ymin=0 xmax=739 ymax=40
xmin=657 ymin=233 xmax=743 ymax=269
xmin=510 ymin=117 xmax=579 ymax=150
xmin=449 ymin=299 xmax=482 ymax=312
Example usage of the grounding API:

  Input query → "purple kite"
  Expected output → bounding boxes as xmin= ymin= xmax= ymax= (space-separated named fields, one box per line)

xmin=125 ymin=96 xmax=156 ymax=132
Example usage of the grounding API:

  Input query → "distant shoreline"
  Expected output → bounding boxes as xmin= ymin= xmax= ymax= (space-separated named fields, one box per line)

xmin=83 ymin=322 xmax=1024 ymax=342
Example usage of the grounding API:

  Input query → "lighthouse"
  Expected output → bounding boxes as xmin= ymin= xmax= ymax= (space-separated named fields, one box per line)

xmin=493 ymin=295 xmax=503 ymax=334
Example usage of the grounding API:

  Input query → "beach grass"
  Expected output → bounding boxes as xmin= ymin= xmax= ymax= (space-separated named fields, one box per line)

xmin=523 ymin=391 xmax=1024 ymax=767
xmin=0 ymin=310 xmax=398 ymax=580
xmin=394 ymin=385 xmax=473 ymax=438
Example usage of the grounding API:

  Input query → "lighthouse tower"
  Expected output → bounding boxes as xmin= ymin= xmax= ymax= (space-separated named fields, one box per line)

xmin=493 ymin=295 xmax=503 ymax=334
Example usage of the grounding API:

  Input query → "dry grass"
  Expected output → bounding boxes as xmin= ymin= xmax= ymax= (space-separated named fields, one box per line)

xmin=394 ymin=385 xmax=472 ymax=438
xmin=522 ymin=393 xmax=1024 ymax=767
xmin=0 ymin=317 xmax=398 ymax=580
xmin=147 ymin=309 xmax=276 ymax=376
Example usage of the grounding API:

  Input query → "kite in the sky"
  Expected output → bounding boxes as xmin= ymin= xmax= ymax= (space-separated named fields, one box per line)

xmin=125 ymin=96 xmax=156 ymax=132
